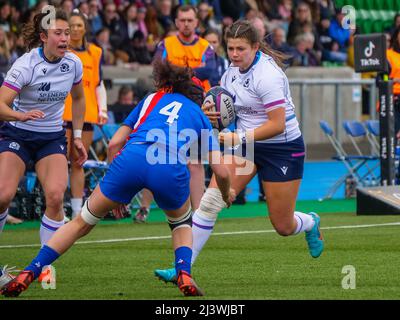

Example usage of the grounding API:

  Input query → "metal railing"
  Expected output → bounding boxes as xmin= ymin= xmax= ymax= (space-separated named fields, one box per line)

xmin=289 ymin=78 xmax=377 ymax=143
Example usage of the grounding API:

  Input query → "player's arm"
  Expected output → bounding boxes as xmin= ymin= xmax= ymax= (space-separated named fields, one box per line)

xmin=107 ymin=125 xmax=131 ymax=162
xmin=70 ymin=82 xmax=88 ymax=166
xmin=0 ymin=86 xmax=44 ymax=121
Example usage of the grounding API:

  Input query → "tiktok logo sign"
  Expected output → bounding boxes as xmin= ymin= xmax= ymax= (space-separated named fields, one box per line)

xmin=341 ymin=5 xmax=356 ymax=30
xmin=364 ymin=41 xmax=375 ymax=58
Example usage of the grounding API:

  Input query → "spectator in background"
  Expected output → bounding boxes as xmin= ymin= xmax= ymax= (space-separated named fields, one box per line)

xmin=136 ymin=5 xmax=148 ymax=39
xmin=126 ymin=29 xmax=153 ymax=65
xmin=197 ymin=1 xmax=221 ymax=34
xmin=0 ymin=1 xmax=10 ymax=33
xmin=77 ymin=1 xmax=89 ymax=17
xmin=291 ymin=32 xmax=320 ymax=66
xmin=121 ymin=2 xmax=138 ymax=41
xmin=251 ymin=16 xmax=268 ymax=41
xmin=318 ymin=12 xmax=346 ymax=64
xmin=220 ymin=0 xmax=246 ymax=22
xmin=9 ymin=5 xmax=22 ymax=34
xmin=328 ymin=7 xmax=350 ymax=53
xmin=88 ymin=0 xmax=103 ymax=37
xmin=303 ymin=0 xmax=320 ymax=24
xmin=156 ymin=0 xmax=174 ymax=35
xmin=100 ymin=2 xmax=124 ymax=49
xmin=145 ymin=6 xmax=163 ymax=54
xmin=268 ymin=26 xmax=294 ymax=64
xmin=108 ymin=85 xmax=138 ymax=124
xmin=288 ymin=2 xmax=318 ymax=46
xmin=94 ymin=27 xmax=115 ymax=65
xmin=278 ymin=0 xmax=293 ymax=32
xmin=0 ymin=26 xmax=10 ymax=73
xmin=202 ymin=28 xmax=228 ymax=86
xmin=61 ymin=0 xmax=74 ymax=15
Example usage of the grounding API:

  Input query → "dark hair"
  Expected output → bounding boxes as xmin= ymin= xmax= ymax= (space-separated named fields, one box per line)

xmin=390 ymin=26 xmax=400 ymax=53
xmin=225 ymin=19 xmax=289 ymax=69
xmin=118 ymin=85 xmax=133 ymax=100
xmin=176 ymin=4 xmax=197 ymax=17
xmin=70 ymin=9 xmax=90 ymax=50
xmin=152 ymin=59 xmax=204 ymax=106
xmin=202 ymin=28 xmax=221 ymax=42
xmin=23 ymin=8 xmax=68 ymax=50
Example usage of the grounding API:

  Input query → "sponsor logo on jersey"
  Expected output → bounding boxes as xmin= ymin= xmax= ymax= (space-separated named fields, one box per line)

xmin=42 ymin=68 xmax=47 ymax=74
xmin=60 ymin=63 xmax=70 ymax=73
xmin=231 ymin=75 xmax=236 ymax=83
xmin=280 ymin=166 xmax=288 ymax=175
xmin=38 ymin=82 xmax=51 ymax=92
xmin=9 ymin=142 xmax=20 ymax=151
xmin=243 ymin=78 xmax=250 ymax=88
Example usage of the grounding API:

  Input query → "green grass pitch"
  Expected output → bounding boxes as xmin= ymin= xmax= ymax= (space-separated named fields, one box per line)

xmin=1 ymin=200 xmax=400 ymax=300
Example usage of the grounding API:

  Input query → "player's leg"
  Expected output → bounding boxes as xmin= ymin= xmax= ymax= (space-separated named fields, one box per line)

xmin=69 ymin=128 xmax=93 ymax=218
xmin=188 ymin=162 xmax=205 ymax=210
xmin=0 ymin=185 xmax=120 ymax=297
xmin=0 ymin=152 xmax=26 ymax=234
xmin=263 ymin=179 xmax=323 ymax=258
xmin=35 ymin=154 xmax=69 ymax=246
xmin=191 ymin=154 xmax=256 ymax=264
xmin=134 ymin=188 xmax=153 ymax=223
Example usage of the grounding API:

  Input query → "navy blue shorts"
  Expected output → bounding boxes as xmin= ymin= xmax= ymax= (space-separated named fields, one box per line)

xmin=224 ymin=135 xmax=305 ymax=182
xmin=0 ymin=123 xmax=67 ymax=166
xmin=100 ymin=143 xmax=190 ymax=210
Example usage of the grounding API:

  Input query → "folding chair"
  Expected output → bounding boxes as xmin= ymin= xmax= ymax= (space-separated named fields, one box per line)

xmin=364 ymin=119 xmax=380 ymax=155
xmin=319 ymin=120 xmax=378 ymax=200
xmin=342 ymin=120 xmax=380 ymax=184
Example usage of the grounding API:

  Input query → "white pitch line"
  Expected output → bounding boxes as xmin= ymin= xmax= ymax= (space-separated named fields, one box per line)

xmin=1 ymin=221 xmax=400 ymax=249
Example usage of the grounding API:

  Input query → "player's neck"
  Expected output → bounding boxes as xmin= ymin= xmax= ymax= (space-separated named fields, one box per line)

xmin=178 ymin=33 xmax=196 ymax=44
xmin=70 ymin=39 xmax=84 ymax=50
xmin=42 ymin=47 xmax=60 ymax=62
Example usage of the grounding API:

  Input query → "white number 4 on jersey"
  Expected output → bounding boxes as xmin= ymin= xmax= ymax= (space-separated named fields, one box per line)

xmin=159 ymin=101 xmax=182 ymax=124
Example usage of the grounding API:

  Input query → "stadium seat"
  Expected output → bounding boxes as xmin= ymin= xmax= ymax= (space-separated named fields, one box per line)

xmin=364 ymin=120 xmax=380 ymax=155
xmin=319 ymin=120 xmax=379 ymax=200
xmin=101 ymin=124 xmax=120 ymax=142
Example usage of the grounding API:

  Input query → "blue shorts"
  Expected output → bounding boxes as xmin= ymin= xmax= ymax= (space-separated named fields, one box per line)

xmin=0 ymin=123 xmax=67 ymax=166
xmin=225 ymin=135 xmax=305 ymax=182
xmin=100 ymin=143 xmax=190 ymax=210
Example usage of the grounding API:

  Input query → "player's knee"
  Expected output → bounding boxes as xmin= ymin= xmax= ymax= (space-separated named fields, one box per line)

xmin=166 ymin=207 xmax=192 ymax=231
xmin=0 ymin=187 xmax=15 ymax=210
xmin=197 ymin=188 xmax=225 ymax=221
xmin=80 ymin=200 xmax=101 ymax=226
xmin=44 ymin=189 xmax=65 ymax=209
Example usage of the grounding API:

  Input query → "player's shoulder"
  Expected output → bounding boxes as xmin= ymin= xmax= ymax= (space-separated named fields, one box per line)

xmin=64 ymin=50 xmax=82 ymax=63
xmin=13 ymin=48 xmax=41 ymax=67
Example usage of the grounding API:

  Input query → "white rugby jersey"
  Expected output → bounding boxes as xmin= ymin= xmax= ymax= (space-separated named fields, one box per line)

xmin=3 ymin=47 xmax=83 ymax=132
xmin=221 ymin=51 xmax=301 ymax=143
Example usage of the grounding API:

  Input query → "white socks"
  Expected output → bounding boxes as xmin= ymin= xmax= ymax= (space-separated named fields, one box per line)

xmin=71 ymin=198 xmax=83 ymax=219
xmin=40 ymin=214 xmax=64 ymax=246
xmin=191 ymin=210 xmax=217 ymax=264
xmin=293 ymin=211 xmax=315 ymax=235
xmin=0 ymin=209 xmax=8 ymax=234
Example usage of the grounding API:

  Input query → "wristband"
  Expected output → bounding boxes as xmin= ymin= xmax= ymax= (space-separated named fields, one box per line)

xmin=73 ymin=129 xmax=82 ymax=139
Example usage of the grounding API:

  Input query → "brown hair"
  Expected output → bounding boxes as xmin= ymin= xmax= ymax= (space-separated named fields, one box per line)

xmin=23 ymin=8 xmax=69 ymax=50
xmin=70 ymin=9 xmax=90 ymax=50
xmin=176 ymin=4 xmax=198 ymax=17
xmin=152 ymin=59 xmax=204 ymax=106
xmin=225 ymin=19 xmax=289 ymax=69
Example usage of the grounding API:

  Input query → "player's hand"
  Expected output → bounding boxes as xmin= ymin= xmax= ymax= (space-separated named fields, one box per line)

xmin=17 ymin=110 xmax=45 ymax=122
xmin=218 ymin=132 xmax=239 ymax=146
xmin=98 ymin=111 xmax=108 ymax=125
xmin=201 ymin=101 xmax=220 ymax=126
xmin=223 ymin=188 xmax=236 ymax=208
xmin=112 ymin=204 xmax=129 ymax=219
xmin=73 ymin=138 xmax=88 ymax=166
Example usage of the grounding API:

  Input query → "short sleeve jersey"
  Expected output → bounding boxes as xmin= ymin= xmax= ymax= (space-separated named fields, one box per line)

xmin=123 ymin=91 xmax=219 ymax=162
xmin=221 ymin=51 xmax=301 ymax=143
xmin=3 ymin=47 xmax=83 ymax=132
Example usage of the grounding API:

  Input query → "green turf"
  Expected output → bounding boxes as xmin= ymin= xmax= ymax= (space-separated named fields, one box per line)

xmin=1 ymin=210 xmax=400 ymax=300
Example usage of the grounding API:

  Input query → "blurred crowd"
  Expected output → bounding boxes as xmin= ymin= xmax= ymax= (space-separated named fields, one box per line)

xmin=0 ymin=0 xmax=399 ymax=74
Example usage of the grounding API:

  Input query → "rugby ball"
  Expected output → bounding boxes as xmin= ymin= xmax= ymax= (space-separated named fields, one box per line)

xmin=204 ymin=86 xmax=235 ymax=129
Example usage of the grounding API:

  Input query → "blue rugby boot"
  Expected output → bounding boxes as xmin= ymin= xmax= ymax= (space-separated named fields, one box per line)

xmin=154 ymin=267 xmax=177 ymax=284
xmin=305 ymin=212 xmax=324 ymax=258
